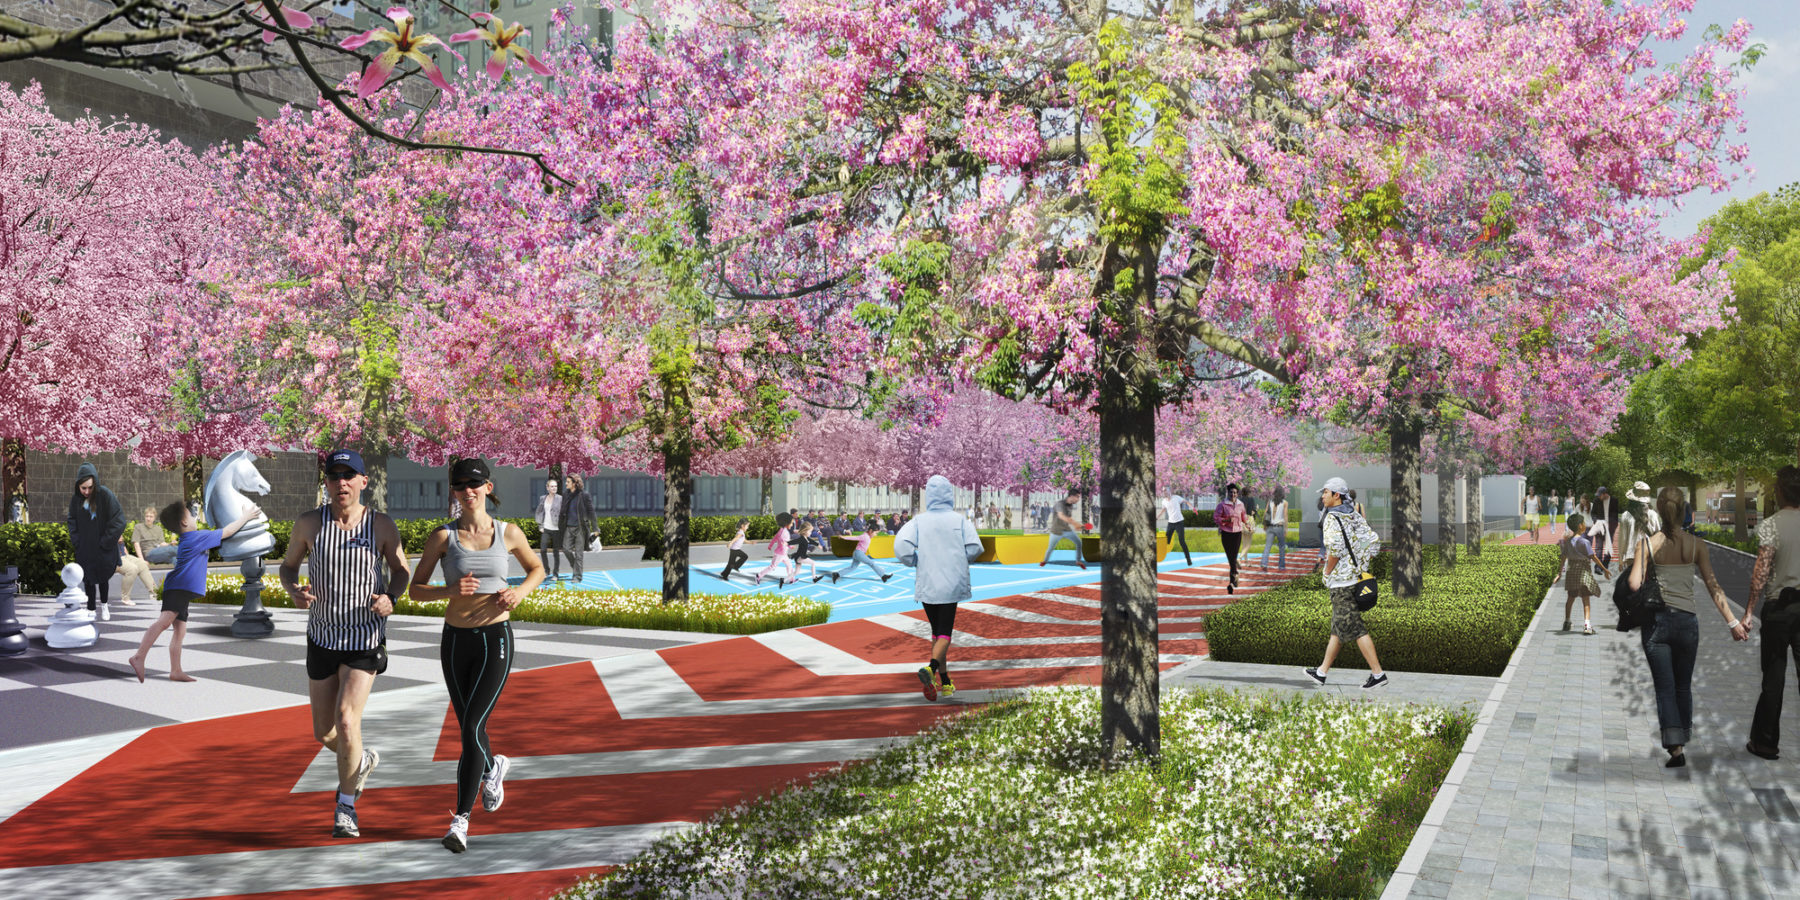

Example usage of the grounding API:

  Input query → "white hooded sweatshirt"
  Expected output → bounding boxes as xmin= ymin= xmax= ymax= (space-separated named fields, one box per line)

xmin=894 ymin=475 xmax=984 ymax=605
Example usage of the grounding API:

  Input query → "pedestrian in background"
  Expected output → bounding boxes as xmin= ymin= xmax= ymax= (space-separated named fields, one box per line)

xmin=67 ymin=462 xmax=127 ymax=622
xmin=535 ymin=478 xmax=563 ymax=581
xmin=1304 ymin=477 xmax=1387 ymax=690
xmin=1262 ymin=489 xmax=1289 ymax=571
xmin=1558 ymin=513 xmax=1607 ymax=634
xmin=1215 ymin=483 xmax=1248 ymax=593
xmin=1745 ymin=466 xmax=1800 ymax=761
xmin=559 ymin=474 xmax=596 ymax=584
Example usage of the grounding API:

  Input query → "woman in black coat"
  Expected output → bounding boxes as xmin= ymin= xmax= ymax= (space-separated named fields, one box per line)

xmin=67 ymin=461 xmax=128 ymax=620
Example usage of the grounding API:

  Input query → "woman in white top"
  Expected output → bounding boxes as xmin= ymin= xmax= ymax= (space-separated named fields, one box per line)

xmin=1746 ymin=466 xmax=1800 ymax=760
xmin=1524 ymin=491 xmax=1540 ymax=542
xmin=1163 ymin=493 xmax=1192 ymax=566
xmin=1261 ymin=490 xmax=1288 ymax=571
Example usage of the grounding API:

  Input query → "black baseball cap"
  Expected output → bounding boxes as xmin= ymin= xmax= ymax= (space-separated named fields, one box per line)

xmin=449 ymin=458 xmax=492 ymax=484
xmin=325 ymin=449 xmax=366 ymax=475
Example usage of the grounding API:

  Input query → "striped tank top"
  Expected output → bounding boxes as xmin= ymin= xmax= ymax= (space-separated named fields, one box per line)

xmin=307 ymin=506 xmax=387 ymax=651
xmin=443 ymin=520 xmax=511 ymax=593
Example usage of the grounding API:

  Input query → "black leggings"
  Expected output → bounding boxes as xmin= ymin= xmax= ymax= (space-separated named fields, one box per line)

xmin=441 ymin=621 xmax=513 ymax=816
xmin=721 ymin=548 xmax=749 ymax=577
xmin=1220 ymin=531 xmax=1243 ymax=579
xmin=1165 ymin=523 xmax=1191 ymax=560
xmin=85 ymin=571 xmax=112 ymax=610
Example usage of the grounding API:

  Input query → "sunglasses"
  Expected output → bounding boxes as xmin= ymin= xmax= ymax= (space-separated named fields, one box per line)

xmin=326 ymin=470 xmax=359 ymax=481
xmin=451 ymin=479 xmax=488 ymax=490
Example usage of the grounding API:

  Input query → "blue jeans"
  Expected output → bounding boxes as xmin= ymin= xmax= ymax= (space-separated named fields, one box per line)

xmin=1262 ymin=526 xmax=1287 ymax=569
xmin=833 ymin=549 xmax=887 ymax=579
xmin=1043 ymin=532 xmax=1082 ymax=564
xmin=1640 ymin=609 xmax=1699 ymax=749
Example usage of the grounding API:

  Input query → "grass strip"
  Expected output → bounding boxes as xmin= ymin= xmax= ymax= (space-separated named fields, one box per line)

xmin=560 ymin=686 xmax=1472 ymax=900
xmin=189 ymin=575 xmax=829 ymax=635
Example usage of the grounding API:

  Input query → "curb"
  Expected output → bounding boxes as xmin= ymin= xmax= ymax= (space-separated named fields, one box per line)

xmin=1379 ymin=576 xmax=1559 ymax=900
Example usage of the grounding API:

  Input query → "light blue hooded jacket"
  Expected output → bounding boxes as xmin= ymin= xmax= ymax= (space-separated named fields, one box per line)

xmin=894 ymin=475 xmax=983 ymax=605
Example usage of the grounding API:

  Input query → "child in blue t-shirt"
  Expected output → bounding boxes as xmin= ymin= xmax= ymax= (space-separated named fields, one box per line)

xmin=128 ymin=500 xmax=261 ymax=683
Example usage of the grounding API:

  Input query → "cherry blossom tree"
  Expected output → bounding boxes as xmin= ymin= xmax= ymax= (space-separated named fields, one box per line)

xmin=0 ymin=82 xmax=211 ymax=512
xmin=702 ymin=0 xmax=1754 ymax=756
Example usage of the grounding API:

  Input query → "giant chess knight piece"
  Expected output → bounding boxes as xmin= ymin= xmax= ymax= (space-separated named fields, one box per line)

xmin=45 ymin=563 xmax=98 ymax=649
xmin=0 ymin=566 xmax=26 ymax=656
xmin=206 ymin=450 xmax=278 ymax=638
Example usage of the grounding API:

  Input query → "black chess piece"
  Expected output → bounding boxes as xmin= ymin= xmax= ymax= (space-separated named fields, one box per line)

xmin=0 ymin=567 xmax=26 ymax=656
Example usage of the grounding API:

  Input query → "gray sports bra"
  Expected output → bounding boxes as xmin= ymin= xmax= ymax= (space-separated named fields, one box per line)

xmin=442 ymin=520 xmax=510 ymax=593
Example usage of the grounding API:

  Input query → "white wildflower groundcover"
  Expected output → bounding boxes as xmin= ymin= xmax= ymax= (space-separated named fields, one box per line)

xmin=570 ymin=686 xmax=1472 ymax=900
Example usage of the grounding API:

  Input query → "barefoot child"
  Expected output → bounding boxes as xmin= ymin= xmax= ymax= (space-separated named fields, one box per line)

xmin=129 ymin=500 xmax=262 ymax=683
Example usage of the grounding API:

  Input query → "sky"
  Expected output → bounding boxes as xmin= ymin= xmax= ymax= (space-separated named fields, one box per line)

xmin=1658 ymin=0 xmax=1800 ymax=237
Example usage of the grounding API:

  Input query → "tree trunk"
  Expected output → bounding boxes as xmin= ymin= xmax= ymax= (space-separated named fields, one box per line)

xmin=1436 ymin=457 xmax=1457 ymax=571
xmin=909 ymin=484 xmax=920 ymax=514
xmin=1390 ymin=406 xmax=1425 ymax=600
xmin=1020 ymin=491 xmax=1028 ymax=533
xmin=181 ymin=454 xmax=205 ymax=508
xmin=1098 ymin=378 xmax=1159 ymax=761
xmin=1468 ymin=469 xmax=1484 ymax=557
xmin=1 ymin=438 xmax=24 ymax=523
xmin=663 ymin=443 xmax=693 ymax=605
xmin=759 ymin=468 xmax=774 ymax=515
xmin=364 ymin=451 xmax=389 ymax=514
xmin=1734 ymin=466 xmax=1748 ymax=543
xmin=836 ymin=480 xmax=848 ymax=514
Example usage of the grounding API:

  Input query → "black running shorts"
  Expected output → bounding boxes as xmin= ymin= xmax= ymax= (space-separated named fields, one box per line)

xmin=306 ymin=639 xmax=389 ymax=681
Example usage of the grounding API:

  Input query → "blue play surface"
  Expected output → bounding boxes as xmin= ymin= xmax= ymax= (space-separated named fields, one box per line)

xmin=550 ymin=551 xmax=1231 ymax=622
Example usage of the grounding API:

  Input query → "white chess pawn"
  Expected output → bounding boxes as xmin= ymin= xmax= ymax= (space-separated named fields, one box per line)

xmin=46 ymin=563 xmax=99 ymax=649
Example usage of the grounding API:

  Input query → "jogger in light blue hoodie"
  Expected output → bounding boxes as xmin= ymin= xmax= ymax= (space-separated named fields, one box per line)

xmin=894 ymin=475 xmax=984 ymax=701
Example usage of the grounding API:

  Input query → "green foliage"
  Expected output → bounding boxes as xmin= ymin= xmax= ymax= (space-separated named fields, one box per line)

xmin=1629 ymin=184 xmax=1800 ymax=481
xmin=1206 ymin=545 xmax=1560 ymax=676
xmin=1067 ymin=19 xmax=1190 ymax=244
xmin=195 ymin=579 xmax=828 ymax=635
xmin=0 ymin=523 xmax=76 ymax=594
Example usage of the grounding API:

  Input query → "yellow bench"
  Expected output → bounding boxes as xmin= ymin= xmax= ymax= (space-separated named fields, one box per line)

xmin=830 ymin=534 xmax=896 ymax=559
xmin=976 ymin=534 xmax=1050 ymax=564
xmin=1078 ymin=532 xmax=1170 ymax=563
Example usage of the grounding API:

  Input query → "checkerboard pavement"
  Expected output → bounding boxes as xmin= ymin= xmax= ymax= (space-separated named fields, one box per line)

xmin=0 ymin=592 xmax=710 ymax=750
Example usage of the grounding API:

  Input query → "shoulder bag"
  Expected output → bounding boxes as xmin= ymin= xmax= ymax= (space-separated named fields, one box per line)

xmin=1612 ymin=535 xmax=1665 ymax=628
xmin=1333 ymin=514 xmax=1379 ymax=611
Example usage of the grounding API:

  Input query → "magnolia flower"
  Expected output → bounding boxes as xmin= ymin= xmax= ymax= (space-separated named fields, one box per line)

xmin=253 ymin=3 xmax=317 ymax=44
xmin=339 ymin=7 xmax=463 ymax=99
xmin=449 ymin=13 xmax=553 ymax=80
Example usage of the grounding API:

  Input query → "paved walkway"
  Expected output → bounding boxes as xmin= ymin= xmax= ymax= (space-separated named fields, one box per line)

xmin=0 ymin=551 xmax=1319 ymax=899
xmin=1389 ymin=539 xmax=1800 ymax=900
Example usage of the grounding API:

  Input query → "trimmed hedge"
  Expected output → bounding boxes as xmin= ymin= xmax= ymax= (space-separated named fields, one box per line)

xmin=0 ymin=523 xmax=75 ymax=594
xmin=0 ymin=515 xmax=792 ymax=594
xmin=1204 ymin=544 xmax=1560 ymax=677
xmin=194 ymin=575 xmax=829 ymax=634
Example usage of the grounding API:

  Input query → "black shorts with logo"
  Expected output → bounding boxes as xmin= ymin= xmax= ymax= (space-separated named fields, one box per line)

xmin=306 ymin=639 xmax=389 ymax=681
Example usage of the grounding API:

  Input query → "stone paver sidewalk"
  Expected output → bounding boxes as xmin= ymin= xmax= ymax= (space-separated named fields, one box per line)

xmin=1389 ymin=544 xmax=1800 ymax=900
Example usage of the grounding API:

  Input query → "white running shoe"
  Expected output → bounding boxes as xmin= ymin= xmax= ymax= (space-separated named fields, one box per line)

xmin=98 ymin=603 xmax=111 ymax=622
xmin=332 ymin=802 xmax=359 ymax=838
xmin=442 ymin=813 xmax=468 ymax=853
xmin=481 ymin=755 xmax=510 ymax=812
xmin=351 ymin=747 xmax=379 ymax=798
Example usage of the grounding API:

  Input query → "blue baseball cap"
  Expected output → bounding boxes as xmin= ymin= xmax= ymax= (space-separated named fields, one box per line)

xmin=325 ymin=449 xmax=366 ymax=476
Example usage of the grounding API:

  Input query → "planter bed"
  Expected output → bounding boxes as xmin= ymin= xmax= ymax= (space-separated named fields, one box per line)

xmin=562 ymin=686 xmax=1472 ymax=900
xmin=191 ymin=574 xmax=829 ymax=635
xmin=1204 ymin=544 xmax=1559 ymax=676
